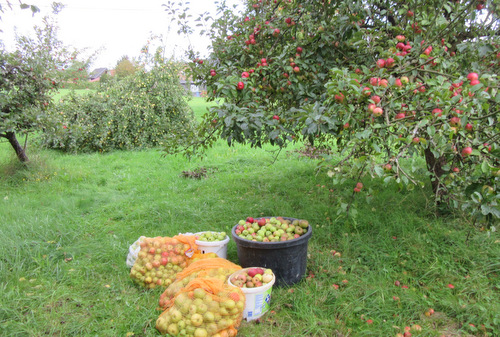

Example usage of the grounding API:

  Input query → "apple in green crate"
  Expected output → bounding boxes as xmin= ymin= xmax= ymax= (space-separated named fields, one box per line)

xmin=234 ymin=217 xmax=309 ymax=242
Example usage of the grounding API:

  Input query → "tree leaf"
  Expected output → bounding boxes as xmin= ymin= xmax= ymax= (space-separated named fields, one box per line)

xmin=481 ymin=205 xmax=500 ymax=218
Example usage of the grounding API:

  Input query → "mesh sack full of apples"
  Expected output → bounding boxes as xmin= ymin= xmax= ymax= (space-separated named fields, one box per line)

xmin=159 ymin=258 xmax=242 ymax=310
xmin=129 ymin=235 xmax=205 ymax=289
xmin=156 ymin=278 xmax=245 ymax=337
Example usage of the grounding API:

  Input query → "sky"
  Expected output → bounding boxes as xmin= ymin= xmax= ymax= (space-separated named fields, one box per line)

xmin=0 ymin=0 xmax=241 ymax=69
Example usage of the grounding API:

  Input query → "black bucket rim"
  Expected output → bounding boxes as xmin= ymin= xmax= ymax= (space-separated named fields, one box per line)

xmin=231 ymin=216 xmax=312 ymax=249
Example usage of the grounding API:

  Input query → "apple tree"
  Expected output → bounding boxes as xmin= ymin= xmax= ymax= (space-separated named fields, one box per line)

xmin=40 ymin=43 xmax=194 ymax=153
xmin=165 ymin=0 xmax=499 ymax=226
xmin=1 ymin=14 xmax=85 ymax=162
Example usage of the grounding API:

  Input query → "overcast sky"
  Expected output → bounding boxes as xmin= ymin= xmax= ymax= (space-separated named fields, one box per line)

xmin=1 ymin=0 xmax=241 ymax=69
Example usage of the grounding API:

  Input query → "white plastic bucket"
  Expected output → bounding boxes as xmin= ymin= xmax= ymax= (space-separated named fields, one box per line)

xmin=195 ymin=232 xmax=230 ymax=259
xmin=228 ymin=268 xmax=275 ymax=321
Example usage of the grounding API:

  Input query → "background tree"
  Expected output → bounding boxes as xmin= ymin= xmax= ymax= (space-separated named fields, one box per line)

xmin=1 ymin=15 xmax=83 ymax=162
xmin=114 ymin=55 xmax=138 ymax=78
xmin=41 ymin=45 xmax=194 ymax=152
xmin=165 ymin=0 xmax=499 ymax=226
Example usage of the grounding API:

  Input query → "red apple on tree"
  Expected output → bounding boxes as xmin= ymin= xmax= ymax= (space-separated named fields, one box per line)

xmin=373 ymin=107 xmax=383 ymax=116
xmin=371 ymin=95 xmax=381 ymax=104
xmin=335 ymin=92 xmax=345 ymax=103
xmin=449 ymin=116 xmax=461 ymax=126
xmin=461 ymin=147 xmax=472 ymax=157
xmin=379 ymin=79 xmax=388 ymax=87
xmin=467 ymin=72 xmax=479 ymax=81
xmin=432 ymin=108 xmax=443 ymax=117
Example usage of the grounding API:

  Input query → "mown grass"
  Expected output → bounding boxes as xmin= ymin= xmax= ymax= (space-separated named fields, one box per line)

xmin=0 ymin=98 xmax=498 ymax=337
xmin=52 ymin=88 xmax=95 ymax=101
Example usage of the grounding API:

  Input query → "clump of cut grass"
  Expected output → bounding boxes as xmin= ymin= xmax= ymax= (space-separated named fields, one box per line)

xmin=180 ymin=166 xmax=218 ymax=179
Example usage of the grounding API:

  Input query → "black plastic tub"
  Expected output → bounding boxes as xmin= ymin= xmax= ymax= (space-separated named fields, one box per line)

xmin=231 ymin=216 xmax=312 ymax=287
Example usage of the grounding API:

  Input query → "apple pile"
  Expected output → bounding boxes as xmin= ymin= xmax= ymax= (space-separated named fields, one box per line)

xmin=229 ymin=267 xmax=274 ymax=288
xmin=234 ymin=217 xmax=309 ymax=242
xmin=130 ymin=237 xmax=192 ymax=289
xmin=159 ymin=260 xmax=241 ymax=310
xmin=156 ymin=280 xmax=244 ymax=337
xmin=196 ymin=231 xmax=227 ymax=242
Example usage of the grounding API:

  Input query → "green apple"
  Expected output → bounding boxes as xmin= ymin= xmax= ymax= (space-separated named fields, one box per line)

xmin=190 ymin=313 xmax=204 ymax=327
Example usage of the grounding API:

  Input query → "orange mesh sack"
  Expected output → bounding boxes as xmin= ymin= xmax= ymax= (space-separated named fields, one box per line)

xmin=130 ymin=235 xmax=199 ymax=289
xmin=159 ymin=258 xmax=242 ymax=309
xmin=156 ymin=278 xmax=245 ymax=337
xmin=187 ymin=252 xmax=219 ymax=265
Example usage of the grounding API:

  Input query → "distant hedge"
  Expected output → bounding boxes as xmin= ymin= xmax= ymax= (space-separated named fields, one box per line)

xmin=41 ymin=62 xmax=194 ymax=153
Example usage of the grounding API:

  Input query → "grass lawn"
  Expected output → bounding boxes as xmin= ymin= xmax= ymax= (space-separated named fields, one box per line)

xmin=51 ymin=88 xmax=96 ymax=101
xmin=0 ymin=98 xmax=498 ymax=336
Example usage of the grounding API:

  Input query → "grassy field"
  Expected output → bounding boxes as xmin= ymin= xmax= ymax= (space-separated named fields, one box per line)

xmin=51 ymin=88 xmax=96 ymax=101
xmin=0 ymin=98 xmax=498 ymax=336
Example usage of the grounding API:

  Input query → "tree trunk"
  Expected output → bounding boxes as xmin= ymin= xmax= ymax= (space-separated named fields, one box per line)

xmin=424 ymin=147 xmax=447 ymax=202
xmin=4 ymin=131 xmax=29 ymax=162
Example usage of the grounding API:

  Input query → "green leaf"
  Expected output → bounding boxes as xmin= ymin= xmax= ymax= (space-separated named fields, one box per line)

xmin=481 ymin=205 xmax=500 ymax=218
xmin=481 ymin=161 xmax=490 ymax=174
xmin=478 ymin=45 xmax=493 ymax=57
xmin=427 ymin=125 xmax=435 ymax=137
xmin=465 ymin=184 xmax=482 ymax=198
xmin=374 ymin=165 xmax=384 ymax=177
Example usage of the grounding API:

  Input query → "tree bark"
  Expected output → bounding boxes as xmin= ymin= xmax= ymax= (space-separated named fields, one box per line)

xmin=424 ymin=147 xmax=446 ymax=201
xmin=4 ymin=131 xmax=29 ymax=162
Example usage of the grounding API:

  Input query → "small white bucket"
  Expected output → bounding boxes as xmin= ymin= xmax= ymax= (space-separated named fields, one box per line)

xmin=195 ymin=232 xmax=230 ymax=259
xmin=228 ymin=268 xmax=275 ymax=321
